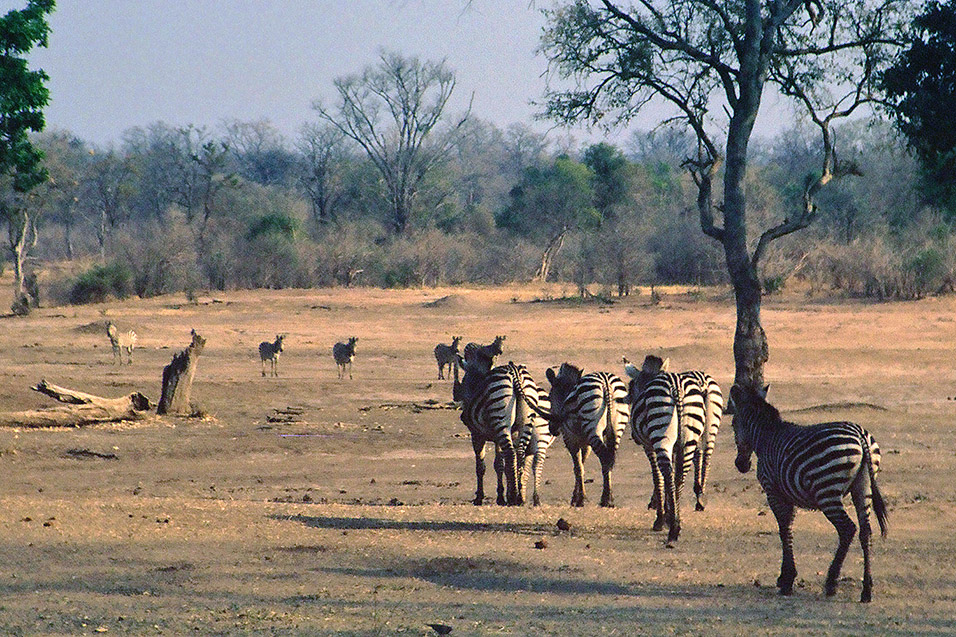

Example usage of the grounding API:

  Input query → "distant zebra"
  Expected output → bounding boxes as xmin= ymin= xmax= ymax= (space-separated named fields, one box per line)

xmin=516 ymin=386 xmax=556 ymax=506
xmin=463 ymin=335 xmax=506 ymax=367
xmin=730 ymin=384 xmax=888 ymax=603
xmin=258 ymin=334 xmax=285 ymax=377
xmin=625 ymin=357 xmax=724 ymax=511
xmin=434 ymin=336 xmax=462 ymax=380
xmin=545 ymin=364 xmax=629 ymax=507
xmin=625 ymin=355 xmax=710 ymax=546
xmin=454 ymin=356 xmax=540 ymax=506
xmin=106 ymin=320 xmax=137 ymax=365
xmin=333 ymin=337 xmax=358 ymax=379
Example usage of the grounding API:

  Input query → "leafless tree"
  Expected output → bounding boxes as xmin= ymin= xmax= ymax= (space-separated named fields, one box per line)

xmin=314 ymin=51 xmax=469 ymax=234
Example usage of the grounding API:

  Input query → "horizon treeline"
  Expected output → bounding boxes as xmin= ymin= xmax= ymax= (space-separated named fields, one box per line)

xmin=14 ymin=113 xmax=956 ymax=305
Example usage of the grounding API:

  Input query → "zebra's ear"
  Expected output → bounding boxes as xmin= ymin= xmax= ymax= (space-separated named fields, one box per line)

xmin=623 ymin=360 xmax=640 ymax=379
xmin=660 ymin=358 xmax=670 ymax=371
xmin=761 ymin=384 xmax=770 ymax=398
xmin=546 ymin=367 xmax=556 ymax=384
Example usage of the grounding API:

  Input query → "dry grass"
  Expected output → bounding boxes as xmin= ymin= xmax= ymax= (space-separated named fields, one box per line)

xmin=0 ymin=283 xmax=953 ymax=635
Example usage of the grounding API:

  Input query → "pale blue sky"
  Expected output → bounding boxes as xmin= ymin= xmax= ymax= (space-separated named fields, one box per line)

xmin=13 ymin=0 xmax=790 ymax=148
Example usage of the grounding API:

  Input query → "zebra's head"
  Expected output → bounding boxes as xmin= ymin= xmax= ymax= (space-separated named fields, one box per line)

xmin=275 ymin=334 xmax=285 ymax=351
xmin=623 ymin=355 xmax=669 ymax=399
xmin=545 ymin=363 xmax=582 ymax=435
xmin=451 ymin=336 xmax=462 ymax=350
xmin=729 ymin=383 xmax=771 ymax=473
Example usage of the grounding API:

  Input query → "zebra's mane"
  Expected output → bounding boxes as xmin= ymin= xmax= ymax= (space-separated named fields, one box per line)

xmin=747 ymin=392 xmax=785 ymax=428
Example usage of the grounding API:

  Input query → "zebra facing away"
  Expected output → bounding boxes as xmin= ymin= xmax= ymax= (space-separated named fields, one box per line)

xmin=258 ymin=334 xmax=285 ymax=377
xmin=625 ymin=355 xmax=710 ymax=546
xmin=106 ymin=321 xmax=136 ymax=365
xmin=730 ymin=384 xmax=888 ymax=603
xmin=545 ymin=364 xmax=629 ymax=508
xmin=624 ymin=356 xmax=724 ymax=511
xmin=333 ymin=337 xmax=358 ymax=379
xmin=462 ymin=335 xmax=506 ymax=367
xmin=453 ymin=355 xmax=540 ymax=506
xmin=434 ymin=336 xmax=462 ymax=380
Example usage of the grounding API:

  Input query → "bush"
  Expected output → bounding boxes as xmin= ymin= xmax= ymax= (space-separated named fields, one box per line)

xmin=69 ymin=263 xmax=134 ymax=304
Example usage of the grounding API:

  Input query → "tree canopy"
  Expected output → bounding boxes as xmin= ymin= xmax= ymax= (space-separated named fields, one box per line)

xmin=883 ymin=1 xmax=956 ymax=216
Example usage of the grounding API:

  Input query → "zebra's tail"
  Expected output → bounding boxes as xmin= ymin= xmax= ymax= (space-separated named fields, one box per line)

xmin=597 ymin=382 xmax=615 ymax=470
xmin=864 ymin=433 xmax=889 ymax=539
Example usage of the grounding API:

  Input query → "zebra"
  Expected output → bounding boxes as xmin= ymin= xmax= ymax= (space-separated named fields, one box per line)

xmin=462 ymin=335 xmax=506 ymax=366
xmin=106 ymin=320 xmax=137 ymax=365
xmin=729 ymin=383 xmax=888 ymax=603
xmin=624 ymin=357 xmax=724 ymax=511
xmin=433 ymin=336 xmax=462 ymax=380
xmin=258 ymin=334 xmax=285 ymax=377
xmin=624 ymin=355 xmax=710 ymax=546
xmin=332 ymin=337 xmax=358 ymax=379
xmin=545 ymin=363 xmax=629 ymax=507
xmin=453 ymin=354 xmax=540 ymax=506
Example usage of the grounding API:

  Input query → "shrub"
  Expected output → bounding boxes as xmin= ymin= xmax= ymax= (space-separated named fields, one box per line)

xmin=69 ymin=263 xmax=134 ymax=304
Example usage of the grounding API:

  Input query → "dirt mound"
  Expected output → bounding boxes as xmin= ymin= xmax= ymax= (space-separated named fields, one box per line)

xmin=791 ymin=401 xmax=888 ymax=413
xmin=422 ymin=294 xmax=483 ymax=310
xmin=73 ymin=320 xmax=106 ymax=334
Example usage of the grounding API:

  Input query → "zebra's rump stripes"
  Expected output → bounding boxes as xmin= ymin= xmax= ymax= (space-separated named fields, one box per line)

xmin=547 ymin=364 xmax=629 ymax=508
xmin=457 ymin=360 xmax=540 ymax=506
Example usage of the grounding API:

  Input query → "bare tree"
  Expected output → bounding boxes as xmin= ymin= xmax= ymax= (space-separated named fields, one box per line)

xmin=81 ymin=147 xmax=133 ymax=261
xmin=314 ymin=51 xmax=469 ymax=234
xmin=296 ymin=122 xmax=347 ymax=226
xmin=541 ymin=0 xmax=911 ymax=389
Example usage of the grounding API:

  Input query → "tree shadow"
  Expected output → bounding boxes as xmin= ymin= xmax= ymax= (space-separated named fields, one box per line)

xmin=275 ymin=513 xmax=547 ymax=536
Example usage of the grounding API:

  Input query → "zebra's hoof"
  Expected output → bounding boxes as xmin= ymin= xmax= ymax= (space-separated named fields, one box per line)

xmin=472 ymin=497 xmax=484 ymax=506
xmin=652 ymin=519 xmax=665 ymax=532
xmin=778 ymin=586 xmax=794 ymax=596
xmin=860 ymin=591 xmax=872 ymax=603
xmin=695 ymin=502 xmax=705 ymax=511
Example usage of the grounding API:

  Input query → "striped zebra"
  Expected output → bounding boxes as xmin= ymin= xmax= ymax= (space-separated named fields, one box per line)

xmin=516 ymin=386 xmax=556 ymax=506
xmin=453 ymin=355 xmax=539 ymax=506
xmin=106 ymin=320 xmax=137 ymax=365
xmin=730 ymin=384 xmax=888 ymax=603
xmin=333 ymin=337 xmax=358 ymax=379
xmin=462 ymin=335 xmax=506 ymax=367
xmin=259 ymin=334 xmax=285 ymax=377
xmin=433 ymin=336 xmax=462 ymax=380
xmin=545 ymin=364 xmax=629 ymax=507
xmin=625 ymin=357 xmax=724 ymax=511
xmin=625 ymin=355 xmax=710 ymax=546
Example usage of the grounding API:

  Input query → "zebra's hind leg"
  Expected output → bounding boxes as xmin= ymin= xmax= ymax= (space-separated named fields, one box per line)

xmin=693 ymin=445 xmax=706 ymax=511
xmin=493 ymin=446 xmax=506 ymax=506
xmin=851 ymin=485 xmax=875 ymax=602
xmin=822 ymin=503 xmax=857 ymax=598
xmin=595 ymin=445 xmax=615 ymax=508
xmin=658 ymin=453 xmax=680 ymax=546
xmin=569 ymin=444 xmax=586 ymax=507
xmin=767 ymin=493 xmax=797 ymax=595
xmin=472 ymin=437 xmax=487 ymax=506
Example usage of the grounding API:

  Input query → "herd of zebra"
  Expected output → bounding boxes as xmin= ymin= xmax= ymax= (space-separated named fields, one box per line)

xmin=106 ymin=324 xmax=361 ymax=381
xmin=436 ymin=335 xmax=889 ymax=603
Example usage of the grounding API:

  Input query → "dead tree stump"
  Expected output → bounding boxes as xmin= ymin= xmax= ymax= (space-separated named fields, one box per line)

xmin=157 ymin=329 xmax=206 ymax=415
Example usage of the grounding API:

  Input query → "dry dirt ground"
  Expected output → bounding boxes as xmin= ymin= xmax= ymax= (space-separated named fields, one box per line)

xmin=0 ymin=282 xmax=953 ymax=635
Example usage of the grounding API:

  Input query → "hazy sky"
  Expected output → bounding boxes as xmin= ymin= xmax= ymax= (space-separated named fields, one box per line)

xmin=14 ymin=0 xmax=790 ymax=149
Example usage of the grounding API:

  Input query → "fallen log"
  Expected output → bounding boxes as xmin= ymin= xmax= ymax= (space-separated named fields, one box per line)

xmin=0 ymin=381 xmax=154 ymax=428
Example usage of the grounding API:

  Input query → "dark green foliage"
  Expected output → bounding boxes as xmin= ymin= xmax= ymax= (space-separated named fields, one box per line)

xmin=882 ymin=1 xmax=956 ymax=216
xmin=69 ymin=263 xmax=133 ymax=304
xmin=247 ymin=213 xmax=299 ymax=242
xmin=496 ymin=155 xmax=598 ymax=238
xmin=0 ymin=0 xmax=54 ymax=192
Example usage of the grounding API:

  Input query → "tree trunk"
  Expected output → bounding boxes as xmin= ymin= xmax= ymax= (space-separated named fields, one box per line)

xmin=532 ymin=226 xmax=568 ymax=283
xmin=157 ymin=330 xmax=206 ymax=415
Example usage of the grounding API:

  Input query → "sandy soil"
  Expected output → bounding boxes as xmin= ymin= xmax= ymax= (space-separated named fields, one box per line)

xmin=0 ymin=283 xmax=953 ymax=635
